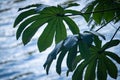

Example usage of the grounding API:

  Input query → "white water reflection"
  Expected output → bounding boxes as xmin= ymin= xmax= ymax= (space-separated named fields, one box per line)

xmin=0 ymin=0 xmax=120 ymax=80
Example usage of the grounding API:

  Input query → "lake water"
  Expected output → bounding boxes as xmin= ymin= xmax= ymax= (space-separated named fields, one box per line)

xmin=0 ymin=0 xmax=120 ymax=80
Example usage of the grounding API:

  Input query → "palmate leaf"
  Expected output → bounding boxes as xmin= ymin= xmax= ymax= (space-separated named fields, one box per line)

xmin=14 ymin=5 xmax=80 ymax=52
xmin=44 ymin=35 xmax=78 ymax=74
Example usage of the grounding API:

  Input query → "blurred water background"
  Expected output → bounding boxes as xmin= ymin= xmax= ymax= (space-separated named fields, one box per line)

xmin=0 ymin=0 xmax=120 ymax=80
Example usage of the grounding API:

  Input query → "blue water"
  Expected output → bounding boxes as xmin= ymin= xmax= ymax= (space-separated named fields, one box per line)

xmin=0 ymin=0 xmax=120 ymax=80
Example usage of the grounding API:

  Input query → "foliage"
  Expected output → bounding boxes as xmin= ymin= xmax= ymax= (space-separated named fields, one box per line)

xmin=13 ymin=0 xmax=120 ymax=80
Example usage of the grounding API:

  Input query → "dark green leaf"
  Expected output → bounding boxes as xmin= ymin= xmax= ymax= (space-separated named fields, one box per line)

xmin=16 ymin=15 xmax=39 ymax=39
xmin=84 ymin=30 xmax=106 ymax=40
xmin=37 ymin=18 xmax=57 ymax=52
xmin=97 ymin=56 xmax=107 ymax=80
xmin=72 ymin=55 xmax=95 ymax=80
xmin=44 ymin=58 xmax=53 ymax=75
xmin=14 ymin=9 xmax=36 ymax=27
xmin=65 ymin=10 xmax=81 ymax=15
xmin=56 ymin=49 xmax=67 ymax=75
xmin=72 ymin=54 xmax=82 ymax=70
xmin=55 ymin=18 xmax=67 ymax=44
xmin=93 ymin=3 xmax=103 ymax=24
xmin=43 ymin=41 xmax=63 ymax=74
xmin=104 ymin=56 xmax=118 ymax=79
xmin=79 ymin=40 xmax=90 ymax=59
xmin=103 ymin=4 xmax=115 ymax=22
xmin=105 ymin=51 xmax=120 ymax=64
xmin=18 ymin=4 xmax=42 ymax=11
xmin=22 ymin=15 xmax=51 ymax=45
xmin=63 ymin=17 xmax=79 ymax=34
xmin=102 ymin=39 xmax=120 ymax=50
xmin=84 ymin=57 xmax=97 ymax=80
xmin=80 ymin=33 xmax=93 ymax=47
xmin=93 ymin=36 xmax=102 ymax=48
xmin=72 ymin=60 xmax=87 ymax=80
xmin=67 ymin=44 xmax=77 ymax=71
xmin=82 ymin=1 xmax=97 ymax=22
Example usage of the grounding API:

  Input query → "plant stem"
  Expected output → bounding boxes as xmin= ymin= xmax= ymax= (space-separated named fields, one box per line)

xmin=95 ymin=17 xmax=116 ymax=31
xmin=65 ymin=8 xmax=120 ymax=16
xmin=110 ymin=26 xmax=120 ymax=41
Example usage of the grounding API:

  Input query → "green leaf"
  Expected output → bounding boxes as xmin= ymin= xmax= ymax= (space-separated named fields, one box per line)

xmin=93 ymin=36 xmax=102 ymax=48
xmin=105 ymin=51 xmax=120 ymax=64
xmin=97 ymin=56 xmax=107 ymax=80
xmin=67 ymin=54 xmax=82 ymax=76
xmin=14 ymin=9 xmax=36 ymax=27
xmin=63 ymin=17 xmax=79 ymax=34
xmin=43 ymin=41 xmax=63 ymax=74
xmin=64 ymin=10 xmax=81 ymax=15
xmin=104 ymin=56 xmax=118 ymax=79
xmin=103 ymin=4 xmax=115 ymax=22
xmin=80 ymin=33 xmax=94 ymax=47
xmin=22 ymin=15 xmax=51 ymax=45
xmin=82 ymin=1 xmax=97 ymax=22
xmin=55 ymin=18 xmax=67 ymax=44
xmin=84 ymin=57 xmax=97 ymax=80
xmin=56 ymin=49 xmax=67 ymax=75
xmin=16 ymin=15 xmax=39 ymax=39
xmin=72 ymin=55 xmax=94 ymax=80
xmin=72 ymin=54 xmax=82 ymax=70
xmin=72 ymin=60 xmax=88 ymax=80
xmin=93 ymin=3 xmax=103 ymax=24
xmin=67 ymin=44 xmax=77 ymax=71
xmin=44 ymin=58 xmax=53 ymax=75
xmin=84 ymin=30 xmax=106 ymax=40
xmin=18 ymin=4 xmax=42 ymax=11
xmin=102 ymin=39 xmax=120 ymax=50
xmin=79 ymin=40 xmax=90 ymax=59
xmin=37 ymin=18 xmax=57 ymax=52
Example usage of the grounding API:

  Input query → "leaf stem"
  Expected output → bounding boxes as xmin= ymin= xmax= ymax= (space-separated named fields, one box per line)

xmin=95 ymin=16 xmax=116 ymax=31
xmin=65 ymin=8 xmax=120 ymax=16
xmin=110 ymin=26 xmax=120 ymax=42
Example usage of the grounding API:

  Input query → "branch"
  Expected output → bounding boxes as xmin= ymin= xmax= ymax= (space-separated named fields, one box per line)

xmin=65 ymin=8 xmax=120 ymax=16
xmin=95 ymin=16 xmax=117 ymax=31
xmin=110 ymin=26 xmax=120 ymax=41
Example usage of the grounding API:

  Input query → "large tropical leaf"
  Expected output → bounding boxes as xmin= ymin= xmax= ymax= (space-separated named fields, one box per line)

xmin=14 ymin=5 xmax=80 ymax=51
